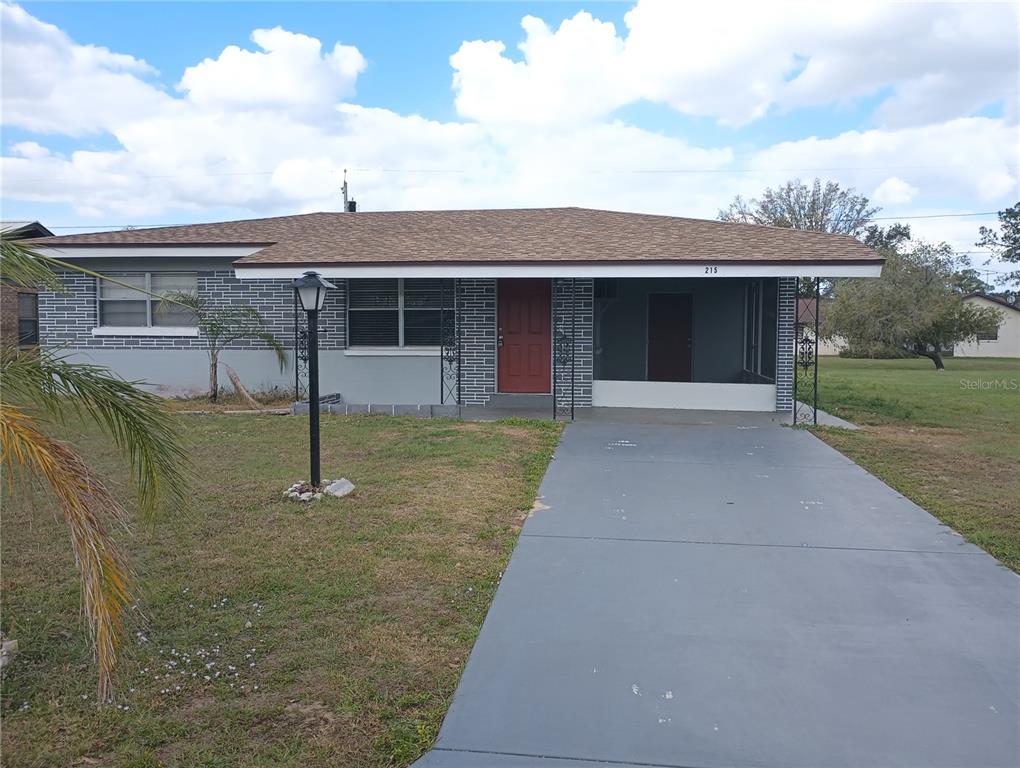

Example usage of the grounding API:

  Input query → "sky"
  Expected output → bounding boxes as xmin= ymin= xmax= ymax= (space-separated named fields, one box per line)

xmin=1 ymin=1 xmax=1018 ymax=283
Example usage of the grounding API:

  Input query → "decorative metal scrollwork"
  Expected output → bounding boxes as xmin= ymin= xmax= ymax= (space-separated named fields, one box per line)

xmin=552 ymin=278 xmax=577 ymax=420
xmin=439 ymin=279 xmax=461 ymax=406
xmin=294 ymin=289 xmax=309 ymax=401
xmin=792 ymin=278 xmax=820 ymax=426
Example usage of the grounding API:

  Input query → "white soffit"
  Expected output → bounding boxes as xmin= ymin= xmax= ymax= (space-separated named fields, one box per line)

xmin=234 ymin=263 xmax=882 ymax=280
xmin=35 ymin=246 xmax=265 ymax=259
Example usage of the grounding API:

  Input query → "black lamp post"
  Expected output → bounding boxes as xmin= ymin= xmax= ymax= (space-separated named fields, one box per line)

xmin=293 ymin=270 xmax=335 ymax=486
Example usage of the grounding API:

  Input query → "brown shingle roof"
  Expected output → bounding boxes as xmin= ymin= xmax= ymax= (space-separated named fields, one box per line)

xmin=32 ymin=207 xmax=881 ymax=266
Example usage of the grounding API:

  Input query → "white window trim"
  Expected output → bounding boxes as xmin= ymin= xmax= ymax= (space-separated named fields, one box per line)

xmin=96 ymin=271 xmax=198 ymax=331
xmin=92 ymin=326 xmax=200 ymax=337
xmin=346 ymin=278 xmax=452 ymax=349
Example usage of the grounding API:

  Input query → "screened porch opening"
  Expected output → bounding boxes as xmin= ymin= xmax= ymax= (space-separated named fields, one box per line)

xmin=592 ymin=277 xmax=779 ymax=411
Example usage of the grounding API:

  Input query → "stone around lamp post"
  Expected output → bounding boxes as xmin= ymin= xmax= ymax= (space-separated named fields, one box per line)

xmin=283 ymin=478 xmax=355 ymax=502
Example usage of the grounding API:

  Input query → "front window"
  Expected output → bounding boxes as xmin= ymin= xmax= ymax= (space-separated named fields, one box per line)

xmin=347 ymin=278 xmax=453 ymax=347
xmin=16 ymin=291 xmax=38 ymax=346
xmin=98 ymin=273 xmax=198 ymax=327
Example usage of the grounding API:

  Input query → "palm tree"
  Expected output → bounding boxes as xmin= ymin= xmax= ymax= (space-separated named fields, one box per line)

xmin=160 ymin=292 xmax=287 ymax=403
xmin=1 ymin=237 xmax=187 ymax=701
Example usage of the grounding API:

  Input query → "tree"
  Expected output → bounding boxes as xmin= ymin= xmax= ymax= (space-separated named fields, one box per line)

xmin=160 ymin=292 xmax=287 ymax=403
xmin=863 ymin=222 xmax=911 ymax=250
xmin=718 ymin=178 xmax=880 ymax=236
xmin=976 ymin=201 xmax=1020 ymax=287
xmin=951 ymin=267 xmax=994 ymax=295
xmin=823 ymin=240 xmax=1002 ymax=370
xmin=1 ymin=237 xmax=186 ymax=700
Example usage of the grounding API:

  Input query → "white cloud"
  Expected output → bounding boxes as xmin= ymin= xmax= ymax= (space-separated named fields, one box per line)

xmin=871 ymin=177 xmax=919 ymax=205
xmin=178 ymin=27 xmax=365 ymax=114
xmin=0 ymin=2 xmax=1017 ymax=226
xmin=451 ymin=13 xmax=629 ymax=126
xmin=0 ymin=2 xmax=170 ymax=135
xmin=450 ymin=0 xmax=1018 ymax=127
xmin=9 ymin=140 xmax=51 ymax=160
xmin=749 ymin=118 xmax=1017 ymax=203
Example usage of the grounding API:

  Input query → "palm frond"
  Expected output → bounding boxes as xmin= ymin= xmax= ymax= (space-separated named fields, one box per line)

xmin=1 ymin=347 xmax=188 ymax=518
xmin=2 ymin=236 xmax=196 ymax=311
xmin=257 ymin=329 xmax=289 ymax=371
xmin=161 ymin=290 xmax=289 ymax=371
xmin=1 ymin=405 xmax=132 ymax=701
xmin=1 ymin=236 xmax=63 ymax=290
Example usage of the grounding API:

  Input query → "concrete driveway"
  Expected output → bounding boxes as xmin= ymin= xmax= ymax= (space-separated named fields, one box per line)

xmin=416 ymin=420 xmax=1020 ymax=768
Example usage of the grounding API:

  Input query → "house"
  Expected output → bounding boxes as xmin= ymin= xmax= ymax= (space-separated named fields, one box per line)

xmin=954 ymin=293 xmax=1020 ymax=358
xmin=1 ymin=220 xmax=53 ymax=349
xmin=27 ymin=208 xmax=882 ymax=413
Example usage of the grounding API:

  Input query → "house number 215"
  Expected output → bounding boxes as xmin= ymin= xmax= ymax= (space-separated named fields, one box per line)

xmin=704 ymin=266 xmax=718 ymax=274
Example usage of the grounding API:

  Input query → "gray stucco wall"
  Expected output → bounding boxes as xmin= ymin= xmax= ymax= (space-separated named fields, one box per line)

xmin=594 ymin=278 xmax=765 ymax=384
xmin=52 ymin=347 xmax=445 ymax=403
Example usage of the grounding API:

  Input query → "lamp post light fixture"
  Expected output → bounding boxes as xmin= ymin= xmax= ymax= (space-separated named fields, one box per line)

xmin=293 ymin=270 xmax=335 ymax=487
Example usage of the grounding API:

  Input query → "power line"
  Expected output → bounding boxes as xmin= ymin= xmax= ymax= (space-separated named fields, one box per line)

xmin=5 ymin=162 xmax=1018 ymax=185
xmin=871 ymin=211 xmax=998 ymax=220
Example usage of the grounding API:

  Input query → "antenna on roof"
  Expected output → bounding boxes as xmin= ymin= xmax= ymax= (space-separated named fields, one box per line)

xmin=341 ymin=169 xmax=356 ymax=213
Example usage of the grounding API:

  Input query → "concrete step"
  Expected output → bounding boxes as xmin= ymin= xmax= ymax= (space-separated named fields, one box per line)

xmin=485 ymin=393 xmax=553 ymax=409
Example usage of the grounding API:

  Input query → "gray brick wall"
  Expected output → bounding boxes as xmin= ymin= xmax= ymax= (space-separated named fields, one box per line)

xmin=776 ymin=276 xmax=796 ymax=412
xmin=39 ymin=270 xmax=347 ymax=352
xmin=39 ymin=272 xmax=97 ymax=347
xmin=553 ymin=278 xmax=594 ymax=409
xmin=458 ymin=278 xmax=497 ymax=405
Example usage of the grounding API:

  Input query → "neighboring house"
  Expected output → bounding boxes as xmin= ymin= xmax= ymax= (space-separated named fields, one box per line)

xmin=28 ymin=208 xmax=882 ymax=412
xmin=1 ymin=220 xmax=53 ymax=349
xmin=954 ymin=293 xmax=1020 ymax=358
xmin=795 ymin=297 xmax=843 ymax=356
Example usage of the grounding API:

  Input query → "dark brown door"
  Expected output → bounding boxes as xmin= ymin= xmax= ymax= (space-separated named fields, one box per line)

xmin=497 ymin=279 xmax=551 ymax=393
xmin=647 ymin=293 xmax=693 ymax=382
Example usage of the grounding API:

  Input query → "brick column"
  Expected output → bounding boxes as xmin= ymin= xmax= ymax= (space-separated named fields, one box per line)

xmin=458 ymin=279 xmax=497 ymax=405
xmin=776 ymin=276 xmax=796 ymax=412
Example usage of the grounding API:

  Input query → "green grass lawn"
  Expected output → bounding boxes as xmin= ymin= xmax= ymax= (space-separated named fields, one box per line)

xmin=1 ymin=415 xmax=562 ymax=767
xmin=812 ymin=356 xmax=1020 ymax=571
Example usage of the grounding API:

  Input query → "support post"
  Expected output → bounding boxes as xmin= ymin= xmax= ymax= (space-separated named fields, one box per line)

xmin=792 ymin=312 xmax=799 ymax=426
xmin=813 ymin=277 xmax=820 ymax=426
xmin=455 ymin=278 xmax=462 ymax=406
xmin=439 ymin=279 xmax=461 ymax=406
xmin=294 ymin=289 xmax=300 ymax=401
xmin=308 ymin=307 xmax=320 ymax=487
xmin=439 ymin=280 xmax=447 ymax=403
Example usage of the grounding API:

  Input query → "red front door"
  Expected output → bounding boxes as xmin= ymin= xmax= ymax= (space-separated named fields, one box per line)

xmin=497 ymin=279 xmax=551 ymax=393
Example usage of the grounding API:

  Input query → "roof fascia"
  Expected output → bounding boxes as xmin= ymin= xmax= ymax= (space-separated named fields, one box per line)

xmin=234 ymin=262 xmax=883 ymax=280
